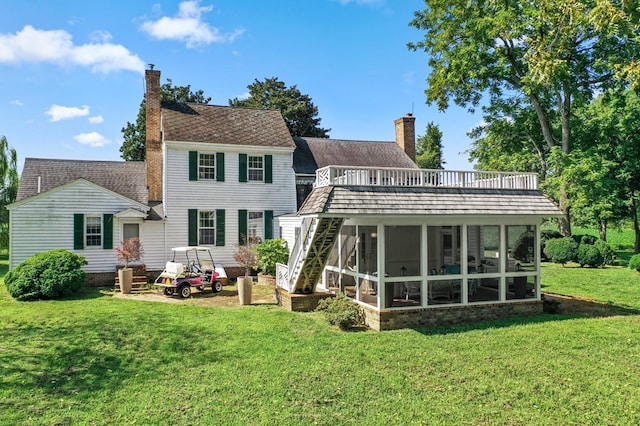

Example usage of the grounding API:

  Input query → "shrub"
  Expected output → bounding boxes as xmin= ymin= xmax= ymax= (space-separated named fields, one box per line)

xmin=629 ymin=254 xmax=640 ymax=272
xmin=594 ymin=240 xmax=615 ymax=266
xmin=5 ymin=249 xmax=87 ymax=301
xmin=512 ymin=231 xmax=534 ymax=262
xmin=543 ymin=237 xmax=578 ymax=266
xmin=540 ymin=230 xmax=562 ymax=261
xmin=577 ymin=243 xmax=603 ymax=268
xmin=316 ymin=292 xmax=361 ymax=330
xmin=255 ymin=238 xmax=289 ymax=276
xmin=572 ymin=234 xmax=598 ymax=246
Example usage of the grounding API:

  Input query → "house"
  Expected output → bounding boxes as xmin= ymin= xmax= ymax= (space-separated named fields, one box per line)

xmin=276 ymin=167 xmax=562 ymax=330
xmin=8 ymin=67 xmax=297 ymax=282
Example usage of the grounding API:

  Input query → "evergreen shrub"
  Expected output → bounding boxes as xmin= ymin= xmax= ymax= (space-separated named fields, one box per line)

xmin=543 ymin=237 xmax=578 ymax=266
xmin=5 ymin=249 xmax=87 ymax=301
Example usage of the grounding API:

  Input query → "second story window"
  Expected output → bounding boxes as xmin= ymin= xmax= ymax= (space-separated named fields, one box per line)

xmin=248 ymin=155 xmax=264 ymax=182
xmin=199 ymin=153 xmax=216 ymax=180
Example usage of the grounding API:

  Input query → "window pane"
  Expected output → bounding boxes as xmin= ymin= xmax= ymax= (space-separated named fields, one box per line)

xmin=86 ymin=216 xmax=101 ymax=247
xmin=248 ymin=211 xmax=263 ymax=240
xmin=507 ymin=225 xmax=536 ymax=271
xmin=199 ymin=153 xmax=216 ymax=180
xmin=427 ymin=225 xmax=461 ymax=273
xmin=385 ymin=226 xmax=421 ymax=276
xmin=123 ymin=223 xmax=139 ymax=241
xmin=467 ymin=225 xmax=500 ymax=274
xmin=248 ymin=155 xmax=264 ymax=182
xmin=199 ymin=211 xmax=216 ymax=245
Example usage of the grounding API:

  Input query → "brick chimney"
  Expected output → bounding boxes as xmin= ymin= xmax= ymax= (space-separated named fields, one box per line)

xmin=145 ymin=65 xmax=162 ymax=203
xmin=394 ymin=113 xmax=416 ymax=163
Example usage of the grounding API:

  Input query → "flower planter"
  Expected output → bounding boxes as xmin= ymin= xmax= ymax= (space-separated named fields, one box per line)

xmin=237 ymin=276 xmax=252 ymax=305
xmin=118 ymin=268 xmax=133 ymax=294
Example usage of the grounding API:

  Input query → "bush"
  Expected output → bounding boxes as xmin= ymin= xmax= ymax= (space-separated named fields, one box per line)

xmin=255 ymin=238 xmax=289 ymax=276
xmin=543 ymin=237 xmax=578 ymax=266
xmin=594 ymin=240 xmax=615 ymax=266
xmin=577 ymin=243 xmax=603 ymax=268
xmin=540 ymin=230 xmax=562 ymax=261
xmin=5 ymin=249 xmax=87 ymax=301
xmin=629 ymin=254 xmax=640 ymax=272
xmin=512 ymin=231 xmax=534 ymax=262
xmin=316 ymin=292 xmax=361 ymax=330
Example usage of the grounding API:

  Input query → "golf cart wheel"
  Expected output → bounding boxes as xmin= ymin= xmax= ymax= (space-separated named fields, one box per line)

xmin=163 ymin=287 xmax=174 ymax=296
xmin=212 ymin=281 xmax=223 ymax=293
xmin=179 ymin=285 xmax=191 ymax=298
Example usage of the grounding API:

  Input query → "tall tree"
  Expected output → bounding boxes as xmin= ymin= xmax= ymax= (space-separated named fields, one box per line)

xmin=0 ymin=136 xmax=18 ymax=250
xmin=120 ymin=79 xmax=211 ymax=161
xmin=409 ymin=0 xmax=640 ymax=236
xmin=415 ymin=122 xmax=445 ymax=169
xmin=229 ymin=77 xmax=330 ymax=138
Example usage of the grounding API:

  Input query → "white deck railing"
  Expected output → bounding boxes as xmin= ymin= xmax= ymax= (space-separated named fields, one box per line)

xmin=315 ymin=166 xmax=538 ymax=190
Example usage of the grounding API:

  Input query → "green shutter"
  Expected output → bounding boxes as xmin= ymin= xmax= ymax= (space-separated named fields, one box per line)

xmin=103 ymin=214 xmax=113 ymax=249
xmin=188 ymin=209 xmax=198 ymax=246
xmin=74 ymin=214 xmax=84 ymax=250
xmin=265 ymin=210 xmax=274 ymax=240
xmin=189 ymin=151 xmax=198 ymax=181
xmin=238 ymin=209 xmax=248 ymax=244
xmin=239 ymin=153 xmax=247 ymax=183
xmin=265 ymin=155 xmax=273 ymax=184
xmin=216 ymin=209 xmax=225 ymax=246
xmin=216 ymin=152 xmax=225 ymax=182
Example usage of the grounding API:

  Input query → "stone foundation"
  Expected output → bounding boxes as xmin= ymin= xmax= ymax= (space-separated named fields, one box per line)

xmin=275 ymin=289 xmax=543 ymax=331
xmin=362 ymin=300 xmax=543 ymax=331
xmin=275 ymin=288 xmax=334 ymax=312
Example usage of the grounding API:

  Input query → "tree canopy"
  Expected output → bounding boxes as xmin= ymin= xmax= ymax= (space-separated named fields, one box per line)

xmin=0 ymin=135 xmax=18 ymax=250
xmin=409 ymin=0 xmax=640 ymax=235
xmin=415 ymin=122 xmax=445 ymax=169
xmin=120 ymin=79 xmax=211 ymax=161
xmin=229 ymin=77 xmax=330 ymax=138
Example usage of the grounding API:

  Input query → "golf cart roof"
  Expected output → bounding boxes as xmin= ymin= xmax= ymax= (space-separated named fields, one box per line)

xmin=171 ymin=246 xmax=213 ymax=253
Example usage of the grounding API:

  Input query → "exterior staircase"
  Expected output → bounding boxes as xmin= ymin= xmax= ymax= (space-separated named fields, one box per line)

xmin=114 ymin=265 xmax=150 ymax=293
xmin=287 ymin=216 xmax=344 ymax=293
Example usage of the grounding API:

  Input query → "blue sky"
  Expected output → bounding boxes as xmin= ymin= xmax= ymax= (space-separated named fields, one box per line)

xmin=1 ymin=0 xmax=481 ymax=174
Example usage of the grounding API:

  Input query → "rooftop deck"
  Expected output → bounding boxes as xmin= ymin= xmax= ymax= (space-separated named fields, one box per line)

xmin=315 ymin=166 xmax=538 ymax=190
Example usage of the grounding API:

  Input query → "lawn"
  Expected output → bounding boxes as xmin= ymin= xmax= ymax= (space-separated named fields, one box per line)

xmin=1 ymin=256 xmax=640 ymax=425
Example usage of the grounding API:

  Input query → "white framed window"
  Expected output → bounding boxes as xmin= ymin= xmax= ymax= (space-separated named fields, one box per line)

xmin=248 ymin=211 xmax=264 ymax=240
xmin=199 ymin=153 xmax=216 ymax=180
xmin=199 ymin=211 xmax=216 ymax=245
xmin=123 ymin=223 xmax=140 ymax=241
xmin=85 ymin=216 xmax=102 ymax=247
xmin=248 ymin=155 xmax=264 ymax=182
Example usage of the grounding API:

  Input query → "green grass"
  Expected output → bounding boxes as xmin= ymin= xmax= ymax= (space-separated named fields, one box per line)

xmin=1 ymin=256 xmax=640 ymax=424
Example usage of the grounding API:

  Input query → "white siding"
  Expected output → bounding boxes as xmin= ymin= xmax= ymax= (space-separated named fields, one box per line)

xmin=9 ymin=180 xmax=153 ymax=273
xmin=163 ymin=145 xmax=297 ymax=267
xmin=276 ymin=215 xmax=303 ymax=254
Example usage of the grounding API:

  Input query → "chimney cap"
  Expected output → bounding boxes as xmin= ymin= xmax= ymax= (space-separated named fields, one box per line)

xmin=148 ymin=63 xmax=155 ymax=70
xmin=406 ymin=113 xmax=413 ymax=117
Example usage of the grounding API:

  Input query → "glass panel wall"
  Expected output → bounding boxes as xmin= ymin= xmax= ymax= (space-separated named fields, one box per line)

xmin=357 ymin=226 xmax=378 ymax=307
xmin=468 ymin=225 xmax=501 ymax=303
xmin=426 ymin=226 xmax=461 ymax=305
xmin=385 ymin=226 xmax=422 ymax=307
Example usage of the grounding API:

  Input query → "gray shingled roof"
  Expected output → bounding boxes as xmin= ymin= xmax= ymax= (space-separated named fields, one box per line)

xmin=162 ymin=103 xmax=295 ymax=148
xmin=16 ymin=158 xmax=148 ymax=204
xmin=298 ymin=186 xmax=562 ymax=217
xmin=293 ymin=137 xmax=417 ymax=174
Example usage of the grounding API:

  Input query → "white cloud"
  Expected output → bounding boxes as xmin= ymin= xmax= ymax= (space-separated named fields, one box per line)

xmin=88 ymin=115 xmax=104 ymax=124
xmin=140 ymin=0 xmax=245 ymax=48
xmin=46 ymin=104 xmax=90 ymax=122
xmin=0 ymin=25 xmax=145 ymax=74
xmin=11 ymin=99 xmax=23 ymax=106
xmin=236 ymin=92 xmax=250 ymax=101
xmin=74 ymin=132 xmax=111 ymax=147
xmin=89 ymin=30 xmax=113 ymax=43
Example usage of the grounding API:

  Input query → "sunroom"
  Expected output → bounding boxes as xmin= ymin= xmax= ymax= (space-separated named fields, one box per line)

xmin=276 ymin=166 xmax=562 ymax=330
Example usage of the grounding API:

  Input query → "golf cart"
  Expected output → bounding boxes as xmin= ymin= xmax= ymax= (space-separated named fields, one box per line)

xmin=154 ymin=246 xmax=228 ymax=298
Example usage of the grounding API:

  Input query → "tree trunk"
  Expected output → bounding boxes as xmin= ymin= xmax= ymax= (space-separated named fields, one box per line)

xmin=558 ymin=182 xmax=572 ymax=237
xmin=598 ymin=219 xmax=607 ymax=241
xmin=633 ymin=196 xmax=640 ymax=254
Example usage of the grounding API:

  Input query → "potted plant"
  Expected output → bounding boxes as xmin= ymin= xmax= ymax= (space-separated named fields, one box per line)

xmin=255 ymin=238 xmax=289 ymax=285
xmin=115 ymin=237 xmax=144 ymax=294
xmin=233 ymin=235 xmax=259 ymax=305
